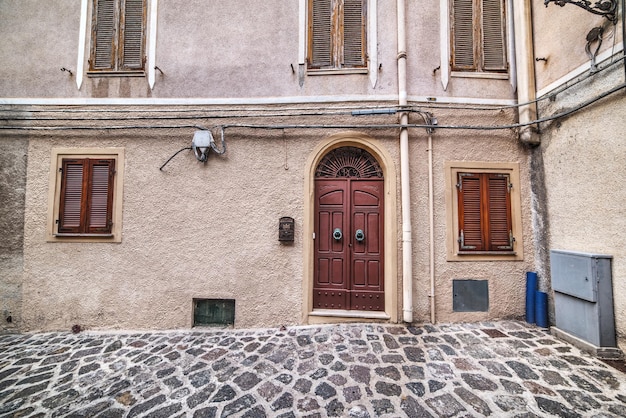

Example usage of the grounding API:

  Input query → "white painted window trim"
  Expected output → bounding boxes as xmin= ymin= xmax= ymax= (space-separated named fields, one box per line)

xmin=299 ymin=0 xmax=378 ymax=88
xmin=76 ymin=0 xmax=158 ymax=90
xmin=439 ymin=0 xmax=515 ymax=91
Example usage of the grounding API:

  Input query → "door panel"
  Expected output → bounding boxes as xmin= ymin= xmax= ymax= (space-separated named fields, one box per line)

xmin=314 ymin=177 xmax=384 ymax=311
xmin=350 ymin=180 xmax=384 ymax=310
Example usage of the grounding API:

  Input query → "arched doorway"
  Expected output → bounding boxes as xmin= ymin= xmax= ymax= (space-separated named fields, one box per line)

xmin=313 ymin=146 xmax=385 ymax=311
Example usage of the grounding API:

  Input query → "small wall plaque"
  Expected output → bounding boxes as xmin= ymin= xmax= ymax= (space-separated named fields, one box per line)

xmin=279 ymin=217 xmax=295 ymax=242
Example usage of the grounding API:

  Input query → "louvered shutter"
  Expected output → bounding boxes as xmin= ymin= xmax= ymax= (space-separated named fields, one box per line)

xmin=92 ymin=0 xmax=117 ymax=70
xmin=59 ymin=160 xmax=87 ymax=233
xmin=87 ymin=159 xmax=115 ymax=233
xmin=120 ymin=0 xmax=145 ymax=70
xmin=58 ymin=158 xmax=115 ymax=235
xmin=309 ymin=0 xmax=333 ymax=68
xmin=343 ymin=0 xmax=366 ymax=68
xmin=457 ymin=173 xmax=484 ymax=251
xmin=452 ymin=0 xmax=475 ymax=70
xmin=486 ymin=174 xmax=512 ymax=250
xmin=481 ymin=0 xmax=507 ymax=71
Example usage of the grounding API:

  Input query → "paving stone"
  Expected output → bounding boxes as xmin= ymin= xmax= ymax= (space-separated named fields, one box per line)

xmin=222 ymin=394 xmax=256 ymax=417
xmin=493 ymin=394 xmax=528 ymax=412
xmin=506 ymin=360 xmax=540 ymax=380
xmin=535 ymin=396 xmax=582 ymax=418
xmin=558 ymin=389 xmax=601 ymax=411
xmin=523 ymin=381 xmax=556 ymax=396
xmin=425 ymin=393 xmax=467 ymax=417
xmin=454 ymin=387 xmax=492 ymax=416
xmin=211 ymin=384 xmax=236 ymax=403
xmin=382 ymin=334 xmax=399 ymax=349
xmin=461 ymin=373 xmax=498 ymax=391
xmin=187 ymin=385 xmax=214 ymax=408
xmin=127 ymin=394 xmax=166 ymax=417
xmin=234 ymin=371 xmax=262 ymax=390
xmin=343 ymin=385 xmax=362 ymax=402
xmin=257 ymin=380 xmax=282 ymax=401
xmin=500 ymin=378 xmax=525 ymax=394
xmin=315 ymin=382 xmax=337 ymax=399
xmin=428 ymin=379 xmax=446 ymax=393
xmin=427 ymin=362 xmax=454 ymax=380
xmin=404 ymin=383 xmax=425 ymax=399
xmin=375 ymin=381 xmax=401 ymax=396
xmin=349 ymin=365 xmax=371 ymax=385
xmin=374 ymin=365 xmax=401 ymax=380
xmin=404 ymin=346 xmax=425 ymax=362
xmin=401 ymin=396 xmax=434 ymax=417
xmin=293 ymin=378 xmax=312 ymax=394
xmin=296 ymin=397 xmax=320 ymax=413
xmin=325 ymin=399 xmax=345 ymax=417
xmin=570 ymin=374 xmax=603 ymax=393
xmin=193 ymin=406 xmax=217 ymax=418
xmin=347 ymin=404 xmax=370 ymax=418
xmin=584 ymin=368 xmax=621 ymax=390
xmin=271 ymin=392 xmax=294 ymax=411
xmin=371 ymin=399 xmax=394 ymax=415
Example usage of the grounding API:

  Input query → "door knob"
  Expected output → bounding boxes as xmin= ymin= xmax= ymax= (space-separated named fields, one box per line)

xmin=333 ymin=228 xmax=343 ymax=241
xmin=355 ymin=229 xmax=365 ymax=242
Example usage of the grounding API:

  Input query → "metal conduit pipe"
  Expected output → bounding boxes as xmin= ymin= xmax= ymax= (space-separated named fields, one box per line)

xmin=397 ymin=0 xmax=414 ymax=324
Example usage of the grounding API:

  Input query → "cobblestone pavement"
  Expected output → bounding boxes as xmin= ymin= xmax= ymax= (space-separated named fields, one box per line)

xmin=1 ymin=321 xmax=625 ymax=418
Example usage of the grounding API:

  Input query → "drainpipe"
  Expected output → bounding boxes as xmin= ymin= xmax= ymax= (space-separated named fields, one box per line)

xmin=513 ymin=0 xmax=540 ymax=144
xmin=397 ymin=0 xmax=413 ymax=323
xmin=428 ymin=132 xmax=436 ymax=324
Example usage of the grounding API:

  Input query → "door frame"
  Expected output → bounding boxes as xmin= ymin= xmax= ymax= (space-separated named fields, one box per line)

xmin=303 ymin=132 xmax=398 ymax=324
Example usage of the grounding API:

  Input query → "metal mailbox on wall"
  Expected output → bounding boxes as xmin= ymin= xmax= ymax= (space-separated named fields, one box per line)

xmin=550 ymin=249 xmax=616 ymax=348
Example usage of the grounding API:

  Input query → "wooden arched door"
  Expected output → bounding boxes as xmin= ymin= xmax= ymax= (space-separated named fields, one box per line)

xmin=314 ymin=147 xmax=384 ymax=311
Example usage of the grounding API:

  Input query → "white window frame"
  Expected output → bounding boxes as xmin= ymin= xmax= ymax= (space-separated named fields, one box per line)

xmin=76 ymin=0 xmax=158 ymax=89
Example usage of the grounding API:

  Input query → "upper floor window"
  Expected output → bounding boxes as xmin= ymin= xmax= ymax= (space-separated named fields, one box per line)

xmin=307 ymin=0 xmax=367 ymax=71
xmin=451 ymin=0 xmax=507 ymax=73
xmin=89 ymin=0 xmax=146 ymax=74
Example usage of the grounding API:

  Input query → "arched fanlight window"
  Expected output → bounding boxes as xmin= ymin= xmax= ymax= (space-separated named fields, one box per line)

xmin=315 ymin=146 xmax=383 ymax=178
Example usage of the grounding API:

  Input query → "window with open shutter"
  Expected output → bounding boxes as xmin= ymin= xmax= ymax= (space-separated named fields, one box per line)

xmin=58 ymin=158 xmax=115 ymax=235
xmin=451 ymin=0 xmax=507 ymax=73
xmin=90 ymin=0 xmax=146 ymax=73
xmin=308 ymin=0 xmax=367 ymax=70
xmin=457 ymin=172 xmax=514 ymax=253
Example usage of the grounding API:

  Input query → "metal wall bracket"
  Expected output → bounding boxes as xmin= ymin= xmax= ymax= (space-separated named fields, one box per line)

xmin=544 ymin=0 xmax=619 ymax=24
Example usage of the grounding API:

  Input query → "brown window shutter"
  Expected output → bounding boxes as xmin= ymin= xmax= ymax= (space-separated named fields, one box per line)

xmin=457 ymin=173 xmax=484 ymax=251
xmin=309 ymin=0 xmax=333 ymax=69
xmin=120 ymin=0 xmax=146 ymax=70
xmin=59 ymin=159 xmax=87 ymax=233
xmin=486 ymin=173 xmax=512 ymax=250
xmin=481 ymin=0 xmax=507 ymax=72
xmin=91 ymin=0 xmax=117 ymax=70
xmin=343 ymin=0 xmax=366 ymax=68
xmin=452 ymin=0 xmax=476 ymax=70
xmin=86 ymin=159 xmax=115 ymax=233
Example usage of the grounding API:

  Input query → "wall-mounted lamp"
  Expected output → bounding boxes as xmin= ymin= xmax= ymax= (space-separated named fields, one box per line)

xmin=544 ymin=0 xmax=618 ymax=24
xmin=192 ymin=130 xmax=214 ymax=162
xmin=159 ymin=127 xmax=227 ymax=171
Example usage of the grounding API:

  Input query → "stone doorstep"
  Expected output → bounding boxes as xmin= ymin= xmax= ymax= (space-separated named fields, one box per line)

xmin=551 ymin=326 xmax=624 ymax=360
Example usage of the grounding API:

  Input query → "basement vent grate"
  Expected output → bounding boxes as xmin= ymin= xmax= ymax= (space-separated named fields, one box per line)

xmin=193 ymin=299 xmax=235 ymax=327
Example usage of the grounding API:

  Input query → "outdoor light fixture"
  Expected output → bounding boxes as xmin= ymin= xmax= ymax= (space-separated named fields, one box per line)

xmin=159 ymin=127 xmax=227 ymax=171
xmin=544 ymin=0 xmax=618 ymax=24
xmin=192 ymin=130 xmax=214 ymax=162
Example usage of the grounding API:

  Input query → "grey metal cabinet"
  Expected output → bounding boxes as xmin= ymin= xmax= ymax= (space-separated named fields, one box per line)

xmin=550 ymin=250 xmax=616 ymax=348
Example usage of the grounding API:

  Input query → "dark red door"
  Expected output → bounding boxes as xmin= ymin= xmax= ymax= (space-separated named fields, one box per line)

xmin=314 ymin=178 xmax=384 ymax=311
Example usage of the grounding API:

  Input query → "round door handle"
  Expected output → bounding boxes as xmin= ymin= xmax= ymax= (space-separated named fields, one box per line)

xmin=333 ymin=228 xmax=343 ymax=241
xmin=355 ymin=229 xmax=365 ymax=242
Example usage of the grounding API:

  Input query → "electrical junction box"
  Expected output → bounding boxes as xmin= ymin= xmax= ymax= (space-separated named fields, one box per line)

xmin=550 ymin=250 xmax=617 ymax=352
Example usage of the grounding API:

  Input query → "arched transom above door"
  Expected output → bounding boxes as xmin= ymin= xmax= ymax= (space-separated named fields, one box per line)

xmin=315 ymin=147 xmax=383 ymax=179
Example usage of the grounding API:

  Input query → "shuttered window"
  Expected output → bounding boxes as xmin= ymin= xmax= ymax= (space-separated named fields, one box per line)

xmin=308 ymin=0 xmax=367 ymax=70
xmin=451 ymin=0 xmax=507 ymax=73
xmin=457 ymin=172 xmax=514 ymax=253
xmin=58 ymin=159 xmax=115 ymax=235
xmin=90 ymin=0 xmax=146 ymax=73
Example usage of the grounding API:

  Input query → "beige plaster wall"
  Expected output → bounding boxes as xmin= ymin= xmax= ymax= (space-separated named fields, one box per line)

xmin=538 ymin=73 xmax=626 ymax=349
xmin=532 ymin=1 xmax=626 ymax=350
xmin=405 ymin=109 xmax=535 ymax=324
xmin=532 ymin=0 xmax=623 ymax=92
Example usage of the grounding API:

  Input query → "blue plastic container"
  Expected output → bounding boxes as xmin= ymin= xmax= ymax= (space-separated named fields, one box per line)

xmin=525 ymin=272 xmax=538 ymax=324
xmin=535 ymin=291 xmax=549 ymax=328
